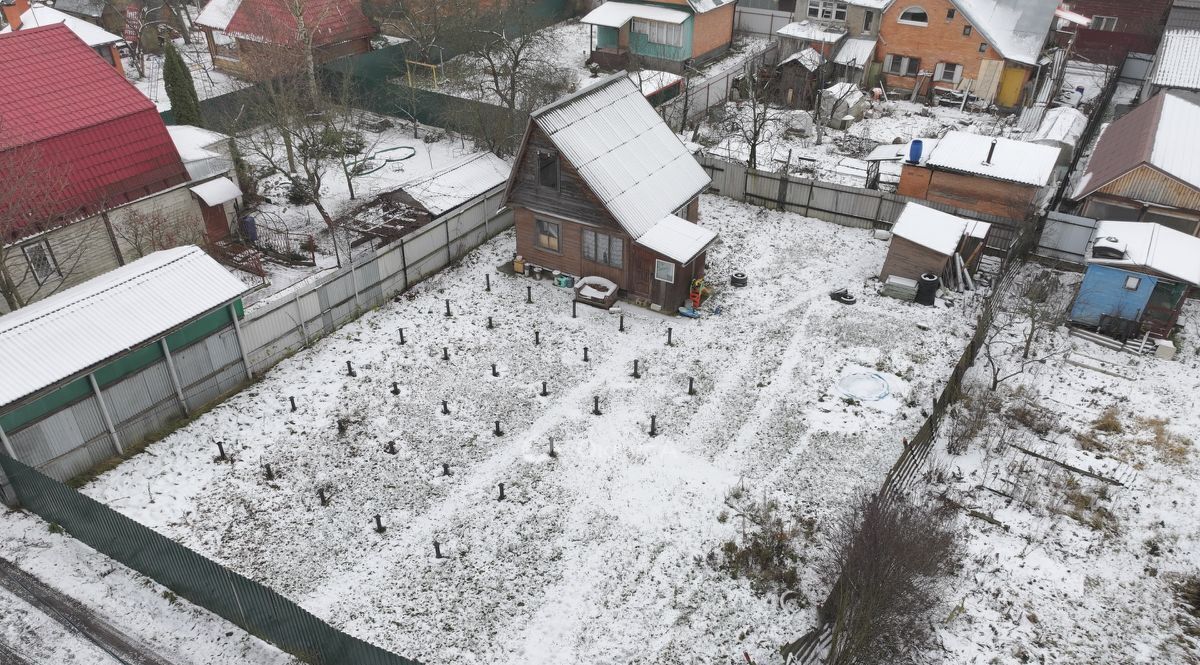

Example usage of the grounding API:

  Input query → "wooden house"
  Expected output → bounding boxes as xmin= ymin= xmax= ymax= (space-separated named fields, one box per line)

xmin=1069 ymin=220 xmax=1200 ymax=338
xmin=0 ymin=0 xmax=123 ymax=73
xmin=503 ymin=71 xmax=717 ymax=311
xmin=777 ymin=47 xmax=825 ymax=108
xmin=1070 ymin=90 xmax=1200 ymax=235
xmin=879 ymin=202 xmax=990 ymax=282
xmin=581 ymin=0 xmax=737 ymax=74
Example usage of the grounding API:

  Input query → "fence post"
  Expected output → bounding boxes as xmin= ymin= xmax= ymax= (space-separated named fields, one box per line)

xmin=229 ymin=302 xmax=254 ymax=381
xmin=159 ymin=338 xmax=190 ymax=417
xmin=88 ymin=373 xmax=123 ymax=456
xmin=445 ymin=218 xmax=453 ymax=263
xmin=399 ymin=237 xmax=410 ymax=292
xmin=293 ymin=290 xmax=309 ymax=346
xmin=349 ymin=256 xmax=361 ymax=310
xmin=0 ymin=423 xmax=15 ymax=459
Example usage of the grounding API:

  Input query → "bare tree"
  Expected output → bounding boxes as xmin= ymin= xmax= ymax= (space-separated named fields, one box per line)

xmin=110 ymin=208 xmax=200 ymax=259
xmin=981 ymin=268 xmax=1068 ymax=391
xmin=822 ymin=491 xmax=962 ymax=665
xmin=365 ymin=0 xmax=477 ymax=65
xmin=731 ymin=70 xmax=784 ymax=170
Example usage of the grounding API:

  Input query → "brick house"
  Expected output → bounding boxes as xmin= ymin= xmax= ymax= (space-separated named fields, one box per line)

xmin=0 ymin=24 xmax=240 ymax=313
xmin=196 ymin=0 xmax=375 ymax=78
xmin=582 ymin=0 xmax=737 ymax=74
xmin=875 ymin=0 xmax=1059 ymax=108
xmin=504 ymin=72 xmax=717 ymax=310
xmin=1064 ymin=0 xmax=1172 ymax=61
xmin=0 ymin=0 xmax=123 ymax=73
xmin=777 ymin=1 xmax=892 ymax=82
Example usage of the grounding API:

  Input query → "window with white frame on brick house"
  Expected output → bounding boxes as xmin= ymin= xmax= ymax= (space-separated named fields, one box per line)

xmin=1090 ymin=15 xmax=1118 ymax=30
xmin=808 ymin=0 xmax=847 ymax=21
xmin=898 ymin=6 xmax=928 ymax=25
xmin=632 ymin=19 xmax=684 ymax=47
xmin=21 ymin=240 xmax=60 ymax=285
xmin=884 ymin=54 xmax=921 ymax=76
xmin=934 ymin=62 xmax=962 ymax=83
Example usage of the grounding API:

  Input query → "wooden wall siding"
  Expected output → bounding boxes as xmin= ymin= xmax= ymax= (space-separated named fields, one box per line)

xmin=879 ymin=235 xmax=950 ymax=282
xmin=1094 ymin=164 xmax=1200 ymax=212
xmin=508 ymin=125 xmax=622 ymax=232
xmin=514 ymin=208 xmax=632 ymax=289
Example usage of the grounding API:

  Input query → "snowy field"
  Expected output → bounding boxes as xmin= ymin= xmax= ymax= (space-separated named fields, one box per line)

xmin=926 ymin=266 xmax=1200 ymax=663
xmin=81 ymin=195 xmax=980 ymax=663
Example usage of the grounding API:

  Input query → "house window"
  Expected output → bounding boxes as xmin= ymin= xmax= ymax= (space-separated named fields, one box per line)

xmin=1091 ymin=15 xmax=1118 ymax=31
xmin=963 ymin=25 xmax=972 ymax=36
xmin=22 ymin=240 xmax=60 ymax=285
xmin=946 ymin=8 xmax=956 ymax=19
xmin=581 ymin=228 xmax=624 ymax=268
xmin=537 ymin=151 xmax=558 ymax=190
xmin=898 ymin=6 xmax=928 ymax=25
xmin=935 ymin=62 xmax=961 ymax=83
xmin=1142 ymin=209 xmax=1200 ymax=235
xmin=654 ymin=259 xmax=675 ymax=283
xmin=1124 ymin=275 xmax=1142 ymax=291
xmin=979 ymin=42 xmax=988 ymax=53
xmin=863 ymin=10 xmax=874 ymax=31
xmin=535 ymin=219 xmax=560 ymax=252
xmin=632 ymin=19 xmax=684 ymax=47
xmin=884 ymin=54 xmax=921 ymax=76
xmin=808 ymin=1 xmax=847 ymax=21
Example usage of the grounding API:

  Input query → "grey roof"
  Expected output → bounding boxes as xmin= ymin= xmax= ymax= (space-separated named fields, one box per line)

xmin=52 ymin=0 xmax=105 ymax=18
xmin=1153 ymin=29 xmax=1200 ymax=90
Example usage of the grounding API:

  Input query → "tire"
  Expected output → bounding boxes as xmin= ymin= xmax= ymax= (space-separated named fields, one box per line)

xmin=836 ymin=293 xmax=857 ymax=305
xmin=731 ymin=272 xmax=748 ymax=287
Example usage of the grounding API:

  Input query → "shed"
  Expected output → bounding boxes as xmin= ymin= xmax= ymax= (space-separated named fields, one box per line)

xmin=777 ymin=48 xmax=825 ymax=109
xmin=879 ymin=203 xmax=990 ymax=283
xmin=0 ymin=246 xmax=250 ymax=493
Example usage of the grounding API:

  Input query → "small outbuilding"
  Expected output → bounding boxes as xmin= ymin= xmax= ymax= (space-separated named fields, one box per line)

xmin=777 ymin=48 xmax=825 ymax=109
xmin=1069 ymin=221 xmax=1200 ymax=338
xmin=879 ymin=203 xmax=991 ymax=283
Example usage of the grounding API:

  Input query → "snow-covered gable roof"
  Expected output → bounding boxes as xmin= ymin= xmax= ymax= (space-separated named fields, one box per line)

xmin=195 ymin=0 xmax=242 ymax=30
xmin=781 ymin=47 xmax=824 ymax=71
xmin=581 ymin=2 xmax=690 ymax=28
xmin=167 ymin=125 xmax=229 ymax=161
xmin=398 ymin=152 xmax=511 ymax=216
xmin=629 ymin=69 xmax=682 ymax=95
xmin=951 ymin=0 xmax=1056 ymax=65
xmin=0 ymin=4 xmax=121 ymax=46
xmin=891 ymin=203 xmax=970 ymax=256
xmin=834 ymin=37 xmax=877 ymax=67
xmin=685 ymin=0 xmax=736 ymax=12
xmin=528 ymin=72 xmax=711 ymax=239
xmin=1090 ymin=221 xmax=1200 ymax=286
xmin=635 ymin=214 xmax=717 ymax=263
xmin=0 ymin=246 xmax=247 ymax=408
xmin=777 ymin=20 xmax=847 ymax=42
xmin=1152 ymin=30 xmax=1200 ymax=91
xmin=925 ymin=131 xmax=1058 ymax=186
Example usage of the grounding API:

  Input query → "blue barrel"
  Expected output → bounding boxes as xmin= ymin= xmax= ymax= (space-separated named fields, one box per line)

xmin=908 ymin=139 xmax=924 ymax=164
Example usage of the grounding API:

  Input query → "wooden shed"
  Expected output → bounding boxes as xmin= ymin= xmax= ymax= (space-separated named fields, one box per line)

xmin=880 ymin=203 xmax=991 ymax=283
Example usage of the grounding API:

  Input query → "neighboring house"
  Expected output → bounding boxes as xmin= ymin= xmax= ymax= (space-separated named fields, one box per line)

xmin=581 ymin=0 xmax=738 ymax=74
xmin=897 ymin=131 xmax=1059 ymax=221
xmin=1070 ymin=90 xmax=1200 ymax=235
xmin=1069 ymin=220 xmax=1200 ymax=339
xmin=196 ymin=0 xmax=375 ymax=78
xmin=51 ymin=0 xmax=122 ymax=34
xmin=503 ymin=72 xmax=717 ymax=311
xmin=0 ymin=25 xmax=237 ymax=313
xmin=778 ymin=2 xmax=892 ymax=81
xmin=1143 ymin=29 xmax=1200 ymax=97
xmin=1168 ymin=0 xmax=1200 ymax=29
xmin=1062 ymin=0 xmax=1171 ymax=61
xmin=776 ymin=19 xmax=847 ymax=59
xmin=166 ymin=125 xmax=242 ymax=243
xmin=0 ymin=0 xmax=123 ymax=72
xmin=875 ymin=0 xmax=1060 ymax=107
xmin=879 ymin=202 xmax=990 ymax=282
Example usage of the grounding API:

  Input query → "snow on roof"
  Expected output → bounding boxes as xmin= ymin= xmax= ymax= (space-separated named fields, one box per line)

xmin=1029 ymin=106 xmax=1087 ymax=147
xmin=1152 ymin=30 xmax=1200 ymax=91
xmin=849 ymin=0 xmax=893 ymax=8
xmin=629 ymin=69 xmax=682 ymax=95
xmin=891 ymin=203 xmax=969 ymax=256
xmin=53 ymin=0 xmax=105 ymax=18
xmin=0 ymin=247 xmax=247 ymax=408
xmin=1055 ymin=7 xmax=1091 ymax=26
xmin=581 ymin=2 xmax=690 ymax=27
xmin=0 ymin=4 xmax=121 ymax=46
xmin=833 ymin=37 xmax=876 ymax=67
xmin=1090 ymin=221 xmax=1200 ymax=286
xmin=864 ymin=138 xmax=940 ymax=164
xmin=530 ymin=72 xmax=711 ymax=239
xmin=635 ymin=214 xmax=717 ymax=263
xmin=924 ymin=131 xmax=1058 ymax=186
xmin=776 ymin=20 xmax=847 ymax=42
xmin=189 ymin=177 xmax=242 ymax=206
xmin=398 ymin=152 xmax=511 ymax=216
xmin=685 ymin=0 xmax=736 ymax=12
xmin=952 ymin=0 xmax=1057 ymax=65
xmin=822 ymin=81 xmax=865 ymax=107
xmin=196 ymin=0 xmax=243 ymax=31
xmin=167 ymin=125 xmax=229 ymax=162
xmin=780 ymin=47 xmax=824 ymax=71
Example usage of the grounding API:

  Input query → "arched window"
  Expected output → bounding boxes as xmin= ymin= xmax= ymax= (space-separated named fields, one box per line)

xmin=898 ymin=6 xmax=929 ymax=25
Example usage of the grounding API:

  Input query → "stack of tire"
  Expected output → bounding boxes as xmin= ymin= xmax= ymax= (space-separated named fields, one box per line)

xmin=915 ymin=273 xmax=939 ymax=306
xmin=730 ymin=272 xmax=748 ymax=287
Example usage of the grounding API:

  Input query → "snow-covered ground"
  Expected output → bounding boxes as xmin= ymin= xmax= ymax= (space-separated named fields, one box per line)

xmin=79 ymin=195 xmax=981 ymax=663
xmin=126 ymin=35 xmax=247 ymax=112
xmin=924 ymin=266 xmax=1200 ymax=663
xmin=0 ymin=509 xmax=296 ymax=664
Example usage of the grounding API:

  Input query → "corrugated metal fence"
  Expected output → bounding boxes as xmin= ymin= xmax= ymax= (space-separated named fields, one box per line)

xmin=698 ymin=154 xmax=1021 ymax=251
xmin=659 ymin=42 xmax=780 ymax=131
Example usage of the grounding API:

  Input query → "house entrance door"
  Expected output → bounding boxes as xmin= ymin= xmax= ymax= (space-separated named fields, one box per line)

xmin=201 ymin=203 xmax=230 ymax=242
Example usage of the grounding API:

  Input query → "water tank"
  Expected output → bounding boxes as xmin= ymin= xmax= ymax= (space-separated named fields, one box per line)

xmin=907 ymin=139 xmax=924 ymax=164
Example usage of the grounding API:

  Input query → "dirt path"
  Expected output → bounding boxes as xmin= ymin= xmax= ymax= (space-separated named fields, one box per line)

xmin=0 ymin=557 xmax=176 ymax=665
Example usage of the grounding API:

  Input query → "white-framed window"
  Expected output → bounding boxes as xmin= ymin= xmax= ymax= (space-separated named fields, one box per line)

xmin=22 ymin=240 xmax=60 ymax=285
xmin=934 ymin=62 xmax=961 ymax=83
xmin=632 ymin=19 xmax=684 ymax=47
xmin=883 ymin=54 xmax=921 ymax=76
xmin=962 ymin=25 xmax=972 ymax=36
xmin=807 ymin=0 xmax=847 ymax=21
xmin=1091 ymin=15 xmax=1118 ymax=31
xmin=898 ymin=6 xmax=928 ymax=25
xmin=1124 ymin=275 xmax=1141 ymax=291
xmin=581 ymin=228 xmax=624 ymax=268
xmin=945 ymin=8 xmax=956 ymax=19
xmin=535 ymin=219 xmax=560 ymax=252
xmin=537 ymin=151 xmax=558 ymax=189
xmin=654 ymin=259 xmax=675 ymax=283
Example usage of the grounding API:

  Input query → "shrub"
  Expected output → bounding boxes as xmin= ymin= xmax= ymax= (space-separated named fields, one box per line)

xmin=1092 ymin=407 xmax=1124 ymax=434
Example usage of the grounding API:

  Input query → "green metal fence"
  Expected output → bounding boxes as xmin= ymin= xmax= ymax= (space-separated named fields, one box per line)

xmin=0 ymin=454 xmax=421 ymax=665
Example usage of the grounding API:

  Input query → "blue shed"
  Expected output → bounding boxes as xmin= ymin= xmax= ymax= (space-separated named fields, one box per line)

xmin=1070 ymin=264 xmax=1158 ymax=328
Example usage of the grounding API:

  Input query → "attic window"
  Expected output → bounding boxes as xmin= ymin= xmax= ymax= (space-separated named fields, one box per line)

xmin=963 ymin=25 xmax=972 ymax=36
xmin=946 ymin=8 xmax=955 ymax=19
xmin=1124 ymin=275 xmax=1141 ymax=291
xmin=898 ymin=6 xmax=928 ymax=25
xmin=537 ymin=151 xmax=559 ymax=190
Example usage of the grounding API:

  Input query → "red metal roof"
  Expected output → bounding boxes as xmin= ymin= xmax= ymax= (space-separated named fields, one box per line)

xmin=224 ymin=0 xmax=375 ymax=48
xmin=0 ymin=24 xmax=188 ymax=240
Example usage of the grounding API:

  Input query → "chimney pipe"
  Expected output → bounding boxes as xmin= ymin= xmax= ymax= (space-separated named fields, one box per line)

xmin=984 ymin=138 xmax=998 ymax=165
xmin=1 ymin=0 xmax=29 ymax=31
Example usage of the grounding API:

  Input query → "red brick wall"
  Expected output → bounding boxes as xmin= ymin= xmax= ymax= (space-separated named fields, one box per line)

xmin=877 ymin=0 xmax=1006 ymax=88
xmin=691 ymin=4 xmax=735 ymax=60
xmin=899 ymin=165 xmax=1038 ymax=220
xmin=1066 ymin=0 xmax=1170 ymax=36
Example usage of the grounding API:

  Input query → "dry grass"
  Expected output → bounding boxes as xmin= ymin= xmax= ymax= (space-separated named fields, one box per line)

xmin=1136 ymin=416 xmax=1193 ymax=465
xmin=1092 ymin=406 xmax=1124 ymax=434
